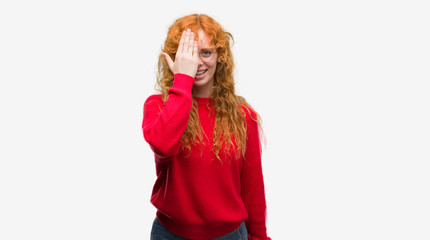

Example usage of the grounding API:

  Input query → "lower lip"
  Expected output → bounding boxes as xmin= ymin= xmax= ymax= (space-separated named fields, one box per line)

xmin=195 ymin=70 xmax=207 ymax=80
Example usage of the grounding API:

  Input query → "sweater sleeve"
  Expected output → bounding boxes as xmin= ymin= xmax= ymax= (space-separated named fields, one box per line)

xmin=142 ymin=73 xmax=194 ymax=160
xmin=240 ymin=106 xmax=271 ymax=240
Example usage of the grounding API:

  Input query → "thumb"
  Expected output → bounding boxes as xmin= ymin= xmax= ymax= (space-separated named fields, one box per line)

xmin=162 ymin=52 xmax=174 ymax=72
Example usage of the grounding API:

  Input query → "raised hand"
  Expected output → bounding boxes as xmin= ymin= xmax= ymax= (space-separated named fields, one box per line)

xmin=162 ymin=29 xmax=199 ymax=78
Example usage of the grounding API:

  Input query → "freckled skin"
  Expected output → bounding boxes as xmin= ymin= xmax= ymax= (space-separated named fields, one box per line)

xmin=192 ymin=29 xmax=218 ymax=98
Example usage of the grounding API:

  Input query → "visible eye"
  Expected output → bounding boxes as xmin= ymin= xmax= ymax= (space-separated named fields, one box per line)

xmin=201 ymin=50 xmax=213 ymax=56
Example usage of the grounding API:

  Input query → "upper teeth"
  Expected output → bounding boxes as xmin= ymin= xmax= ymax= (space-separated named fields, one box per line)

xmin=197 ymin=70 xmax=206 ymax=74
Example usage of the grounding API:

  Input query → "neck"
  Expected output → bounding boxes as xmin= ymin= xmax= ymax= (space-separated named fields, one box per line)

xmin=192 ymin=81 xmax=214 ymax=98
xmin=192 ymin=90 xmax=212 ymax=98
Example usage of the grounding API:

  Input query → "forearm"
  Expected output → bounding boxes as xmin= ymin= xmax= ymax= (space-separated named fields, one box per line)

xmin=142 ymin=73 xmax=195 ymax=158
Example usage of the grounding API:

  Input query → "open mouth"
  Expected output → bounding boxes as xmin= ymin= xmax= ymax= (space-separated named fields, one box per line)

xmin=196 ymin=69 xmax=207 ymax=76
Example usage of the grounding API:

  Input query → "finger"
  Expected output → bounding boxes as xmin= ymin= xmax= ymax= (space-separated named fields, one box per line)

xmin=188 ymin=32 xmax=195 ymax=53
xmin=193 ymin=41 xmax=198 ymax=60
xmin=177 ymin=30 xmax=186 ymax=54
xmin=162 ymin=52 xmax=174 ymax=71
xmin=183 ymin=29 xmax=190 ymax=54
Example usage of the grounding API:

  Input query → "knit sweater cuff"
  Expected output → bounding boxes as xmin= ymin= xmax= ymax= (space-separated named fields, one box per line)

xmin=171 ymin=73 xmax=195 ymax=97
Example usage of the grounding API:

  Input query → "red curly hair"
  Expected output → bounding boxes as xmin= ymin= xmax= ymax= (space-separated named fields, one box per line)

xmin=156 ymin=13 xmax=263 ymax=163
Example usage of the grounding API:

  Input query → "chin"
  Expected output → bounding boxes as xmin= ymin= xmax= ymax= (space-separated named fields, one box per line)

xmin=194 ymin=77 xmax=213 ymax=87
xmin=194 ymin=79 xmax=207 ymax=85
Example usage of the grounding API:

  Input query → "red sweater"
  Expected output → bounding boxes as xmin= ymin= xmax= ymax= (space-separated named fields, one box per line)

xmin=142 ymin=73 xmax=271 ymax=240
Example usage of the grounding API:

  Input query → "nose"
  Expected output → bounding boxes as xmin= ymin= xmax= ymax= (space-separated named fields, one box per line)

xmin=197 ymin=54 xmax=204 ymax=65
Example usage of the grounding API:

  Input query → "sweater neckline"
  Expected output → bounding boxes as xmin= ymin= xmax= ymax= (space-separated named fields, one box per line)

xmin=193 ymin=96 xmax=212 ymax=105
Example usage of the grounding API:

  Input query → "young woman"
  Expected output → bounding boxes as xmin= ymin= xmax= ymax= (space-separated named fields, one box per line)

xmin=142 ymin=14 xmax=272 ymax=240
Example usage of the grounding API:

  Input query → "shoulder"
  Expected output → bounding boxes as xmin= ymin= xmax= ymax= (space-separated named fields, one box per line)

xmin=144 ymin=94 xmax=163 ymax=105
xmin=238 ymin=99 xmax=263 ymax=145
xmin=238 ymin=100 xmax=259 ymax=123
xmin=143 ymin=94 xmax=164 ymax=112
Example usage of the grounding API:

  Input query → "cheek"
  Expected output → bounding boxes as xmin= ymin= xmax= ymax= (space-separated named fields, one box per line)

xmin=209 ymin=63 xmax=217 ymax=71
xmin=208 ymin=59 xmax=218 ymax=71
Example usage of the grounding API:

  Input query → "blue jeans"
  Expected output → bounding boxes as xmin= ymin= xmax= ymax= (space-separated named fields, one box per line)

xmin=150 ymin=217 xmax=248 ymax=240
